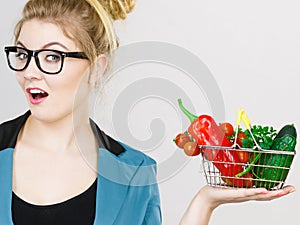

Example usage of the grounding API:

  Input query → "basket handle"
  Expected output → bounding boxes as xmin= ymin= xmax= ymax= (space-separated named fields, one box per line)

xmin=235 ymin=108 xmax=261 ymax=149
xmin=236 ymin=108 xmax=251 ymax=130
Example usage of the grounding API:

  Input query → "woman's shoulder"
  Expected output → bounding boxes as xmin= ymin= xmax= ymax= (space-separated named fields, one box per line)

xmin=98 ymin=134 xmax=157 ymax=167
xmin=117 ymin=140 xmax=157 ymax=166
xmin=90 ymin=119 xmax=157 ymax=167
xmin=97 ymin=134 xmax=158 ymax=186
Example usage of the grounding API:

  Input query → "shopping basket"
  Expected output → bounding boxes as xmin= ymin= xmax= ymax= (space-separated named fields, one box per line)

xmin=200 ymin=110 xmax=296 ymax=190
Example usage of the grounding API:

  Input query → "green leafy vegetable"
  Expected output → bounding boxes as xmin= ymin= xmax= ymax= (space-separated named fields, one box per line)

xmin=244 ymin=125 xmax=277 ymax=149
xmin=228 ymin=125 xmax=277 ymax=149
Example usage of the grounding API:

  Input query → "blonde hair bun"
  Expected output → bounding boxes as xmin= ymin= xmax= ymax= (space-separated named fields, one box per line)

xmin=99 ymin=0 xmax=136 ymax=20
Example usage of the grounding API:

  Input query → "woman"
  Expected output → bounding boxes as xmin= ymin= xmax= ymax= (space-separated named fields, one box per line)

xmin=0 ymin=0 xmax=295 ymax=224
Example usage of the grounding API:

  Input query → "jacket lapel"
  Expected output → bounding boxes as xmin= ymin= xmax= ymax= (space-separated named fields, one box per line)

xmin=93 ymin=147 xmax=144 ymax=225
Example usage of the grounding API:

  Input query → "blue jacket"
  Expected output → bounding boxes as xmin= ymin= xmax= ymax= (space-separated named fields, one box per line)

xmin=0 ymin=111 xmax=162 ymax=225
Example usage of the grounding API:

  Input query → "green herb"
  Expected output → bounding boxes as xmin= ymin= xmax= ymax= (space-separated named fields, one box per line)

xmin=244 ymin=125 xmax=277 ymax=149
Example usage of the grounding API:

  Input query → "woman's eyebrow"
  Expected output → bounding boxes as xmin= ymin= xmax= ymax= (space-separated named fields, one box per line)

xmin=43 ymin=42 xmax=70 ymax=50
xmin=15 ymin=41 xmax=69 ymax=50
xmin=16 ymin=41 xmax=25 ymax=48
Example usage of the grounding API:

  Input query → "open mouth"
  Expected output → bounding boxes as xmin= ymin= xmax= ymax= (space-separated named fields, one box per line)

xmin=29 ymin=89 xmax=49 ymax=100
xmin=26 ymin=88 xmax=49 ymax=104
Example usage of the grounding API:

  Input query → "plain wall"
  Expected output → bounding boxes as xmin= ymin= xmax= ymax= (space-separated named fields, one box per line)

xmin=1 ymin=0 xmax=299 ymax=225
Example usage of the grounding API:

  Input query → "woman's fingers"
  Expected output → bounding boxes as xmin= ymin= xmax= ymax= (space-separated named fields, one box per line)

xmin=253 ymin=185 xmax=296 ymax=201
xmin=200 ymin=185 xmax=296 ymax=207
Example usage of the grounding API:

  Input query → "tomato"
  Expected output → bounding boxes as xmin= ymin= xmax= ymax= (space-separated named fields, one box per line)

xmin=236 ymin=131 xmax=248 ymax=147
xmin=183 ymin=141 xmax=201 ymax=156
xmin=236 ymin=132 xmax=250 ymax=163
xmin=240 ymin=172 xmax=253 ymax=188
xmin=222 ymin=172 xmax=253 ymax=188
xmin=219 ymin=122 xmax=234 ymax=137
xmin=174 ymin=133 xmax=190 ymax=149
xmin=221 ymin=177 xmax=234 ymax=186
xmin=237 ymin=150 xmax=249 ymax=164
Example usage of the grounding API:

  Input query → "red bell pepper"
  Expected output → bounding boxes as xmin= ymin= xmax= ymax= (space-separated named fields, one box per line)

xmin=178 ymin=99 xmax=253 ymax=187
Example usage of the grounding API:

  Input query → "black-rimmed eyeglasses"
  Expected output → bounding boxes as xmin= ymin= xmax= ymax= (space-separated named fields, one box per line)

xmin=4 ymin=46 xmax=88 ymax=75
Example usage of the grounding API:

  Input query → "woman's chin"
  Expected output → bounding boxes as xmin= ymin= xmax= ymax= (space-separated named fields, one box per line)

xmin=29 ymin=107 xmax=73 ymax=124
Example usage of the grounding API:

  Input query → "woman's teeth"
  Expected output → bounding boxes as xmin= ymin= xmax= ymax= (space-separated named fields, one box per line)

xmin=30 ymin=89 xmax=44 ymax=94
xmin=29 ymin=89 xmax=48 ymax=99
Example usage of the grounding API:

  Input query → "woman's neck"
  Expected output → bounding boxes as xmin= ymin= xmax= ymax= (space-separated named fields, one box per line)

xmin=20 ymin=110 xmax=94 ymax=154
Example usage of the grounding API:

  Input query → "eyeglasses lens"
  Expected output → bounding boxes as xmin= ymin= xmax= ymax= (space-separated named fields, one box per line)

xmin=7 ymin=47 xmax=63 ymax=74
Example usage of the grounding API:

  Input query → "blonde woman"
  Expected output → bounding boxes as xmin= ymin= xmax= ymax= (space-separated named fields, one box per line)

xmin=0 ymin=0 xmax=295 ymax=224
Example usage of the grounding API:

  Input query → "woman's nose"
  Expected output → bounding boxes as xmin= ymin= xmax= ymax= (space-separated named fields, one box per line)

xmin=23 ymin=57 xmax=44 ymax=80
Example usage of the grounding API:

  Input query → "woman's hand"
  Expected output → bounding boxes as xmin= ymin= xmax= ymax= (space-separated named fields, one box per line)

xmin=200 ymin=184 xmax=296 ymax=208
xmin=179 ymin=185 xmax=296 ymax=225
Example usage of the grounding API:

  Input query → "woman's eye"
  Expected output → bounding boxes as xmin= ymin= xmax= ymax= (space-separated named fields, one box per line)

xmin=45 ymin=54 xmax=61 ymax=63
xmin=16 ymin=52 xmax=28 ymax=60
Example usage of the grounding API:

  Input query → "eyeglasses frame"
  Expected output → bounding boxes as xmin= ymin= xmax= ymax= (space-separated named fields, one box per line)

xmin=4 ymin=46 xmax=88 ymax=75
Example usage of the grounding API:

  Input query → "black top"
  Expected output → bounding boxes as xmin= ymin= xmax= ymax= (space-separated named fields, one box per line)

xmin=12 ymin=178 xmax=97 ymax=225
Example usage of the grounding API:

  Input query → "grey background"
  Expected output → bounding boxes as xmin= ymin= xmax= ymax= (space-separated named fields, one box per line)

xmin=1 ymin=0 xmax=299 ymax=225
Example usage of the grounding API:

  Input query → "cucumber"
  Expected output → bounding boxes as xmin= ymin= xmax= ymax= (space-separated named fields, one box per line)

xmin=253 ymin=124 xmax=297 ymax=189
xmin=276 ymin=124 xmax=297 ymax=139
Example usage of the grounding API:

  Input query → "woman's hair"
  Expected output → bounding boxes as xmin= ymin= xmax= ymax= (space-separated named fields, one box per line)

xmin=14 ymin=0 xmax=135 ymax=86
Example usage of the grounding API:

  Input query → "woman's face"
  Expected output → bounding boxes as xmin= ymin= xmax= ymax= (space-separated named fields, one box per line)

xmin=16 ymin=19 xmax=91 ymax=123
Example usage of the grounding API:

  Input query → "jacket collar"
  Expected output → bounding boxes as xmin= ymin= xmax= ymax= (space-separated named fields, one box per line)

xmin=0 ymin=110 xmax=31 ymax=150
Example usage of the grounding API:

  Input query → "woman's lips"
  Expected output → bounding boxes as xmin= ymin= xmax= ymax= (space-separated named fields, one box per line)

xmin=26 ymin=87 xmax=49 ymax=105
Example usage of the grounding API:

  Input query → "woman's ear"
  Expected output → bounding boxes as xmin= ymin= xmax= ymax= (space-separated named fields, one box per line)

xmin=97 ymin=54 xmax=108 ymax=75
xmin=88 ymin=54 xmax=108 ymax=88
